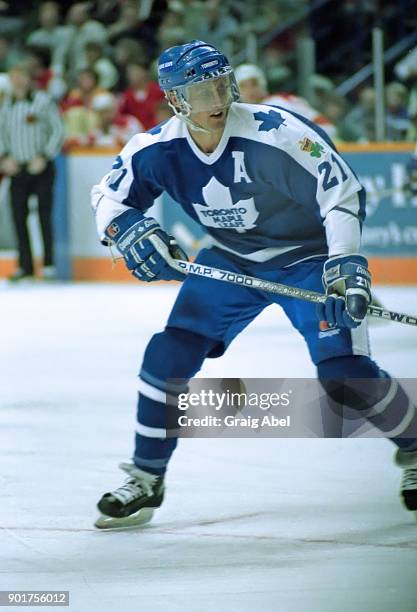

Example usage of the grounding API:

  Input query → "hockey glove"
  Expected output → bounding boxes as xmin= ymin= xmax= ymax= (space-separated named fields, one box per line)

xmin=317 ymin=254 xmax=371 ymax=329
xmin=105 ymin=209 xmax=188 ymax=282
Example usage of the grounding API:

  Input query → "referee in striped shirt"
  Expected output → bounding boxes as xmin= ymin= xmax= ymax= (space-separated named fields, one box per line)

xmin=0 ymin=63 xmax=64 ymax=280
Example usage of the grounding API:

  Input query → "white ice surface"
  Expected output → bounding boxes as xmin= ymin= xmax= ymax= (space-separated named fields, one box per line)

xmin=1 ymin=282 xmax=417 ymax=612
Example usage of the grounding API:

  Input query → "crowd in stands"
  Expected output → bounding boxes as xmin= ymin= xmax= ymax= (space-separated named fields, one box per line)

xmin=0 ymin=0 xmax=416 ymax=146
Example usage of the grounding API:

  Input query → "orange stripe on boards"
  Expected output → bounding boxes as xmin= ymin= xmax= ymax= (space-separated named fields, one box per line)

xmin=72 ymin=257 xmax=171 ymax=284
xmin=368 ymin=257 xmax=417 ymax=284
xmin=66 ymin=146 xmax=119 ymax=156
xmin=65 ymin=146 xmax=119 ymax=156
xmin=72 ymin=257 xmax=417 ymax=285
xmin=73 ymin=257 xmax=135 ymax=282
xmin=338 ymin=142 xmax=414 ymax=153
xmin=0 ymin=258 xmax=48 ymax=278
xmin=0 ymin=259 xmax=15 ymax=277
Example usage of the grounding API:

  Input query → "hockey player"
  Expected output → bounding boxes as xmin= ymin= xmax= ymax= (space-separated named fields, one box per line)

xmin=91 ymin=41 xmax=417 ymax=529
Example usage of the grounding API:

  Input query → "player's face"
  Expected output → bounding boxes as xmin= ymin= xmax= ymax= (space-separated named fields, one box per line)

xmin=187 ymin=75 xmax=232 ymax=112
xmin=190 ymin=106 xmax=229 ymax=132
xmin=187 ymin=75 xmax=233 ymax=131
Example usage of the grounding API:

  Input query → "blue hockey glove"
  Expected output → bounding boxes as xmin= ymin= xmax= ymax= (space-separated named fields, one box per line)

xmin=317 ymin=254 xmax=371 ymax=329
xmin=105 ymin=209 xmax=188 ymax=282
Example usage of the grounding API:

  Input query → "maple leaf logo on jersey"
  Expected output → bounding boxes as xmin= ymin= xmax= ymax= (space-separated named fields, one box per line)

xmin=254 ymin=110 xmax=286 ymax=132
xmin=192 ymin=177 xmax=259 ymax=233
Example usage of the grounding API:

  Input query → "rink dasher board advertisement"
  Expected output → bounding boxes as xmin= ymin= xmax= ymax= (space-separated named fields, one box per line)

xmin=343 ymin=149 xmax=417 ymax=256
xmin=1 ymin=144 xmax=415 ymax=281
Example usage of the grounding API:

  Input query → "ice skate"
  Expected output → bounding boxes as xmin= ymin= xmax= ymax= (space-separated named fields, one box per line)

xmin=395 ymin=449 xmax=417 ymax=519
xmin=95 ymin=462 xmax=164 ymax=530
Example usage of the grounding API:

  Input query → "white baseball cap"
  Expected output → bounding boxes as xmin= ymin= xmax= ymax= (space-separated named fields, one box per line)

xmin=234 ymin=64 xmax=267 ymax=90
xmin=91 ymin=92 xmax=116 ymax=111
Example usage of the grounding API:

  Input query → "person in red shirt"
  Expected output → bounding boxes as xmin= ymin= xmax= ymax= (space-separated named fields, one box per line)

xmin=118 ymin=61 xmax=164 ymax=130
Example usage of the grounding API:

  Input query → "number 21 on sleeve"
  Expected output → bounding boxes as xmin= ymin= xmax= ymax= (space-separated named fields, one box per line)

xmin=318 ymin=153 xmax=348 ymax=191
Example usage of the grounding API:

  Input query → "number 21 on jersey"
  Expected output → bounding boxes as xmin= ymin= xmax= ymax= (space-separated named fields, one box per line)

xmin=107 ymin=155 xmax=127 ymax=192
xmin=318 ymin=153 xmax=348 ymax=191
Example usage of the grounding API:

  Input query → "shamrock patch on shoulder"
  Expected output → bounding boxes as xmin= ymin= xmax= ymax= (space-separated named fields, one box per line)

xmin=298 ymin=136 xmax=325 ymax=158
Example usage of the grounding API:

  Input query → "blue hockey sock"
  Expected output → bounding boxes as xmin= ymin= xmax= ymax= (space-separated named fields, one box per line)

xmin=318 ymin=356 xmax=417 ymax=448
xmin=134 ymin=327 xmax=217 ymax=475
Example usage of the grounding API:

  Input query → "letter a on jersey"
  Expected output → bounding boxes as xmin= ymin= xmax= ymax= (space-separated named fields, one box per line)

xmin=232 ymin=151 xmax=252 ymax=183
xmin=192 ymin=177 xmax=259 ymax=233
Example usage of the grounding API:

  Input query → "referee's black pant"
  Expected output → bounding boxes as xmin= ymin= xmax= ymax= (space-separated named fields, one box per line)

xmin=10 ymin=162 xmax=55 ymax=275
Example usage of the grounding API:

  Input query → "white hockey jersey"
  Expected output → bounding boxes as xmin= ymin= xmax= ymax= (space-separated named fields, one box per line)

xmin=92 ymin=102 xmax=365 ymax=267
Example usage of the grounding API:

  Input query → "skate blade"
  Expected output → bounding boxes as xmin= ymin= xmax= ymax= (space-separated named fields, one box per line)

xmin=94 ymin=507 xmax=155 ymax=530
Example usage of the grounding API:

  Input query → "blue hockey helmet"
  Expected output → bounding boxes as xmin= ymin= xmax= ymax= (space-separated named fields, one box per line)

xmin=157 ymin=40 xmax=240 ymax=119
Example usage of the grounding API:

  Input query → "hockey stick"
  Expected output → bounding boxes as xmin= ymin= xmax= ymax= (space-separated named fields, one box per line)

xmin=149 ymin=235 xmax=417 ymax=328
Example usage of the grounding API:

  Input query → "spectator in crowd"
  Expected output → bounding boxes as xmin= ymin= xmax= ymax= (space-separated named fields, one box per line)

xmin=260 ymin=43 xmax=292 ymax=92
xmin=156 ymin=7 xmax=186 ymax=51
xmin=307 ymin=74 xmax=336 ymax=116
xmin=61 ymin=67 xmax=105 ymax=111
xmin=0 ymin=34 xmax=22 ymax=72
xmin=25 ymin=46 xmax=53 ymax=91
xmin=26 ymin=2 xmax=71 ymax=71
xmin=24 ymin=46 xmax=67 ymax=100
xmin=107 ymin=0 xmax=157 ymax=59
xmin=0 ymin=63 xmax=64 ymax=281
xmin=181 ymin=0 xmax=239 ymax=59
xmin=320 ymin=92 xmax=363 ymax=142
xmin=236 ymin=0 xmax=292 ymax=38
xmin=92 ymin=0 xmax=120 ymax=24
xmin=63 ymin=103 xmax=97 ymax=147
xmin=63 ymin=2 xmax=107 ymax=83
xmin=62 ymin=67 xmax=107 ymax=144
xmin=385 ymin=81 xmax=411 ymax=141
xmin=235 ymin=63 xmax=337 ymax=138
xmin=118 ymin=61 xmax=164 ymax=130
xmin=87 ymin=92 xmax=143 ymax=147
xmin=112 ymin=37 xmax=147 ymax=92
xmin=344 ymin=87 xmax=376 ymax=142
xmin=0 ymin=1 xmax=26 ymax=36
xmin=85 ymin=41 xmax=118 ymax=90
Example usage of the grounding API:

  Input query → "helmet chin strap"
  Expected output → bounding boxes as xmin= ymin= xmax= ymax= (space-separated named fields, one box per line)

xmin=183 ymin=116 xmax=212 ymax=134
xmin=167 ymin=97 xmax=228 ymax=134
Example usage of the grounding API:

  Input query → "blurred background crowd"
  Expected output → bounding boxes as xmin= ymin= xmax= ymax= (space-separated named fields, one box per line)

xmin=0 ymin=0 xmax=417 ymax=147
